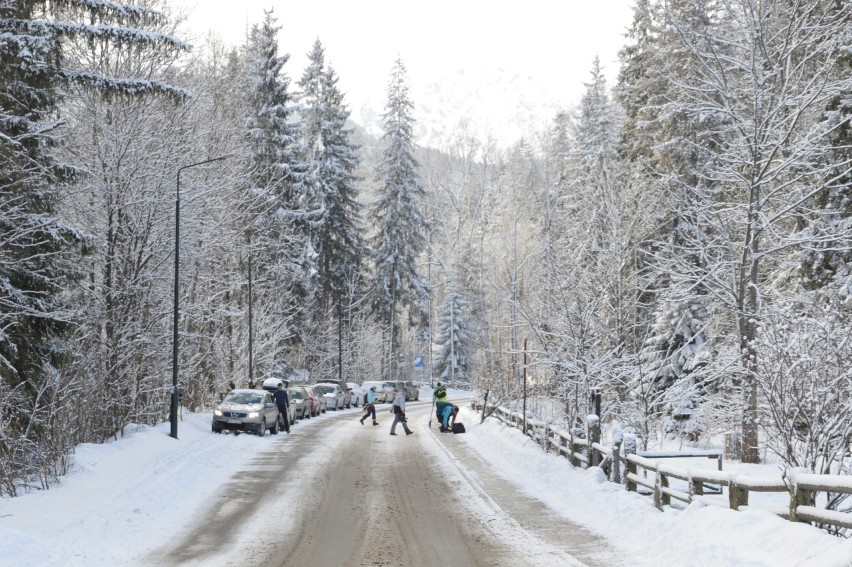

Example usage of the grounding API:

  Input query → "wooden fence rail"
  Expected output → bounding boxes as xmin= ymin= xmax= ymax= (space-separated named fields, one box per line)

xmin=479 ymin=403 xmax=852 ymax=533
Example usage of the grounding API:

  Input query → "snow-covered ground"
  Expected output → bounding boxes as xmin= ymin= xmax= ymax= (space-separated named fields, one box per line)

xmin=0 ymin=388 xmax=849 ymax=566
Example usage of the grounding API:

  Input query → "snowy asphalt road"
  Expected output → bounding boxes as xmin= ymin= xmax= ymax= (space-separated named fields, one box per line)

xmin=145 ymin=400 xmax=624 ymax=566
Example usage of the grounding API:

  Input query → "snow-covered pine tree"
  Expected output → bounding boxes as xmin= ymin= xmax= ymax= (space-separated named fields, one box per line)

xmin=297 ymin=40 xmax=365 ymax=309
xmin=241 ymin=9 xmax=310 ymax=357
xmin=369 ymin=58 xmax=429 ymax=380
xmin=435 ymin=283 xmax=474 ymax=387
xmin=616 ymin=0 xmax=733 ymax=446
xmin=296 ymin=40 xmax=365 ymax=382
xmin=0 ymin=0 xmax=188 ymax=494
xmin=799 ymin=34 xmax=852 ymax=297
xmin=554 ymin=59 xmax=646 ymax=419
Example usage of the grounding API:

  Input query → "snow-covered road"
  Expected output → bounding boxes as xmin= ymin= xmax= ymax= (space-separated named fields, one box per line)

xmin=1 ymin=392 xmax=849 ymax=566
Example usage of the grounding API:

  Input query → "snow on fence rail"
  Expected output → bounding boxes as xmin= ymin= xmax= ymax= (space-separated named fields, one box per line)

xmin=475 ymin=402 xmax=852 ymax=532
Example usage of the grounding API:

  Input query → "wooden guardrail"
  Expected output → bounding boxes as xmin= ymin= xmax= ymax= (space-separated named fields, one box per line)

xmin=478 ymin=403 xmax=852 ymax=533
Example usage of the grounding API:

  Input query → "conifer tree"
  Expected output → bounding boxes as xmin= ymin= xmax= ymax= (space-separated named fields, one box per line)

xmin=0 ymin=0 xmax=187 ymax=493
xmin=369 ymin=58 xmax=429 ymax=379
xmin=242 ymin=9 xmax=309 ymax=353
xmin=799 ymin=42 xmax=852 ymax=295
xmin=297 ymin=39 xmax=365 ymax=382
xmin=297 ymin=40 xmax=364 ymax=309
xmin=435 ymin=283 xmax=474 ymax=386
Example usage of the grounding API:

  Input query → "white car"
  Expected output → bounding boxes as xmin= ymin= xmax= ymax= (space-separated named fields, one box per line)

xmin=314 ymin=383 xmax=346 ymax=410
xmin=348 ymin=382 xmax=366 ymax=406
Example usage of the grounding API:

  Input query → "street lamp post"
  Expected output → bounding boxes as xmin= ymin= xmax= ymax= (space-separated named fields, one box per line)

xmin=171 ymin=155 xmax=231 ymax=440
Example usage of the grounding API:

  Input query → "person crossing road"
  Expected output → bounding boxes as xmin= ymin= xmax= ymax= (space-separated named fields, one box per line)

xmin=360 ymin=386 xmax=379 ymax=426
xmin=389 ymin=388 xmax=412 ymax=436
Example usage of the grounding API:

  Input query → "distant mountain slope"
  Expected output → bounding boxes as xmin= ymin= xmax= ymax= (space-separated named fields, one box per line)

xmin=350 ymin=66 xmax=567 ymax=150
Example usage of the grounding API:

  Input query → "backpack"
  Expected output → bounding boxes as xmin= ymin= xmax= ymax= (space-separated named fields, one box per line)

xmin=452 ymin=422 xmax=465 ymax=434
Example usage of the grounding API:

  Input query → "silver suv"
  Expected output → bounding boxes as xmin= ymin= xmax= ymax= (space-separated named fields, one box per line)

xmin=387 ymin=380 xmax=417 ymax=401
xmin=401 ymin=381 xmax=420 ymax=401
xmin=212 ymin=389 xmax=281 ymax=436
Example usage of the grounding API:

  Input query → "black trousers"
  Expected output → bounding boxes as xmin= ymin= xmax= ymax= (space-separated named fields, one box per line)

xmin=361 ymin=403 xmax=376 ymax=422
xmin=277 ymin=405 xmax=290 ymax=432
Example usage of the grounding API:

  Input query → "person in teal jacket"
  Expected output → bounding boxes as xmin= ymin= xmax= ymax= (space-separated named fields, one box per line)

xmin=440 ymin=404 xmax=459 ymax=432
xmin=359 ymin=386 xmax=379 ymax=426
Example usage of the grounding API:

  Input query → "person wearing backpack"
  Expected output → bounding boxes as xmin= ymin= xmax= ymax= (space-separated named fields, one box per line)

xmin=389 ymin=388 xmax=412 ymax=436
xmin=359 ymin=386 xmax=379 ymax=426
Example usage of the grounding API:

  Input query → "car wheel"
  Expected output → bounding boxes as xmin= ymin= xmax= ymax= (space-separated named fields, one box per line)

xmin=271 ymin=416 xmax=280 ymax=435
xmin=257 ymin=418 xmax=266 ymax=437
xmin=212 ymin=425 xmax=221 ymax=433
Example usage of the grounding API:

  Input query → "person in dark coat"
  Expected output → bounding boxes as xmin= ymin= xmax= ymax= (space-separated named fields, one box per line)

xmin=273 ymin=383 xmax=290 ymax=433
xmin=220 ymin=381 xmax=237 ymax=402
xmin=433 ymin=382 xmax=447 ymax=403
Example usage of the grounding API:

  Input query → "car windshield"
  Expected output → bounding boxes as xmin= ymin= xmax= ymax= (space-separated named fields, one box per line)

xmin=289 ymin=389 xmax=303 ymax=399
xmin=224 ymin=393 xmax=263 ymax=405
xmin=318 ymin=385 xmax=335 ymax=393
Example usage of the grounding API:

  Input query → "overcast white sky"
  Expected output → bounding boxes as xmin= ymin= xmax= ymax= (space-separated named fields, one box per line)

xmin=169 ymin=0 xmax=636 ymax=145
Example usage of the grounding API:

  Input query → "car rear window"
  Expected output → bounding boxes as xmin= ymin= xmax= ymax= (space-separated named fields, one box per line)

xmin=318 ymin=385 xmax=334 ymax=393
xmin=289 ymin=389 xmax=303 ymax=399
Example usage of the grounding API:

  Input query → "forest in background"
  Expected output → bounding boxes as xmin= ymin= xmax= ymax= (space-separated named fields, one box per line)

xmin=1 ymin=0 xmax=850 ymax=523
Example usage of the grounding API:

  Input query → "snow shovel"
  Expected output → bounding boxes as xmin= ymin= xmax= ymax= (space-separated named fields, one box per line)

xmin=429 ymin=399 xmax=435 ymax=428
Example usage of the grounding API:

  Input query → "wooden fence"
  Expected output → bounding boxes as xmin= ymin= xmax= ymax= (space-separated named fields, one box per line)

xmin=480 ymin=403 xmax=852 ymax=532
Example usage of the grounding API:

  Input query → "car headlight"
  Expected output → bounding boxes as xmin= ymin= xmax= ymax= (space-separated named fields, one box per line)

xmin=214 ymin=409 xmax=223 ymax=416
xmin=248 ymin=411 xmax=259 ymax=418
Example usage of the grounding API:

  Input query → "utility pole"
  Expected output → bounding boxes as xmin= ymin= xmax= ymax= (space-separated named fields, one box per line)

xmin=171 ymin=154 xmax=231 ymax=440
xmin=248 ymin=247 xmax=253 ymax=388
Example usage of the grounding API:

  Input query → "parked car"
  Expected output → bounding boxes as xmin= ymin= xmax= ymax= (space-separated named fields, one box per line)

xmin=212 ymin=389 xmax=280 ymax=436
xmin=316 ymin=379 xmax=355 ymax=407
xmin=288 ymin=387 xmax=312 ymax=420
xmin=401 ymin=380 xmax=420 ymax=401
xmin=315 ymin=383 xmax=346 ymax=410
xmin=305 ymin=385 xmax=327 ymax=414
xmin=348 ymin=382 xmax=366 ymax=406
xmin=385 ymin=380 xmax=412 ymax=401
